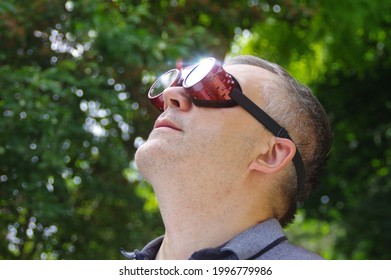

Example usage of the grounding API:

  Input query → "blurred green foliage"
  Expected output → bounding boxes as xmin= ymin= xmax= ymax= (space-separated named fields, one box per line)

xmin=0 ymin=0 xmax=390 ymax=259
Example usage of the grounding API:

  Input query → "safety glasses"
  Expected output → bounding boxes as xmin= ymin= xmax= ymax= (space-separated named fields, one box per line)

xmin=148 ymin=57 xmax=305 ymax=198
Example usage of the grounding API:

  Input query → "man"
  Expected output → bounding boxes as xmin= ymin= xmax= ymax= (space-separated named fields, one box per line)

xmin=122 ymin=55 xmax=332 ymax=260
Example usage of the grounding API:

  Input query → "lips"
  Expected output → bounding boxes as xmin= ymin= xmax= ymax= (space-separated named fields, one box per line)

xmin=154 ymin=118 xmax=182 ymax=131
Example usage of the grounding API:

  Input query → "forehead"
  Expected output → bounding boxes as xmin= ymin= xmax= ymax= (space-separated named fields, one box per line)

xmin=223 ymin=64 xmax=282 ymax=105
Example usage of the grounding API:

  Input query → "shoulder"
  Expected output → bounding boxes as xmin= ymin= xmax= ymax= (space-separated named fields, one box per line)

xmin=221 ymin=219 xmax=324 ymax=260
xmin=258 ymin=240 xmax=324 ymax=260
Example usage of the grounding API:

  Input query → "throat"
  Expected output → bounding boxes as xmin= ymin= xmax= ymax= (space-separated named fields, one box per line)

xmin=157 ymin=206 xmax=255 ymax=260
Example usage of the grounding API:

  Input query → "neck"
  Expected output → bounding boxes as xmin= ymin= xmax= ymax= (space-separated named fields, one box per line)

xmin=156 ymin=206 xmax=239 ymax=259
xmin=153 ymin=181 xmax=271 ymax=260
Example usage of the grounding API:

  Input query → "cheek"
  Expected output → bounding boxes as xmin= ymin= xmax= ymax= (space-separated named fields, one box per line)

xmin=188 ymin=123 xmax=258 ymax=169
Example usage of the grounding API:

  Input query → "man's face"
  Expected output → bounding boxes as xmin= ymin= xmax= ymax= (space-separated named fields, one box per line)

xmin=135 ymin=64 xmax=276 ymax=190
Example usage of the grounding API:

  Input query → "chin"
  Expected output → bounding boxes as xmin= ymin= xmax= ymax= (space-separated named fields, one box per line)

xmin=134 ymin=140 xmax=166 ymax=178
xmin=134 ymin=142 xmax=150 ymax=170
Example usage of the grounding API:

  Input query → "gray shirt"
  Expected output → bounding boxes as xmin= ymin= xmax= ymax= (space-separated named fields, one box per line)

xmin=122 ymin=218 xmax=323 ymax=260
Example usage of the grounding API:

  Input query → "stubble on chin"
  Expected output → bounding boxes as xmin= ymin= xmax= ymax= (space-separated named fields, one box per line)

xmin=134 ymin=138 xmax=184 ymax=184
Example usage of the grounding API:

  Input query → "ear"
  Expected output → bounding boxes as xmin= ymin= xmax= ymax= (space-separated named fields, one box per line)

xmin=248 ymin=137 xmax=296 ymax=174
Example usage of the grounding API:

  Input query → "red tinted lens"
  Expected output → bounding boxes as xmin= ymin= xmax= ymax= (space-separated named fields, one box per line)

xmin=148 ymin=69 xmax=180 ymax=98
xmin=183 ymin=58 xmax=215 ymax=88
xmin=183 ymin=58 xmax=235 ymax=102
xmin=148 ymin=69 xmax=180 ymax=111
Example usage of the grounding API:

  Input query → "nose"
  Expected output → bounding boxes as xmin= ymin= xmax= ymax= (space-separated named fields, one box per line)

xmin=162 ymin=86 xmax=192 ymax=111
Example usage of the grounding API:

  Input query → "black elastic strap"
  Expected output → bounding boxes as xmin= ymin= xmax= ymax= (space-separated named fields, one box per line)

xmin=247 ymin=236 xmax=288 ymax=260
xmin=229 ymin=88 xmax=288 ymax=139
xmin=228 ymin=88 xmax=305 ymax=199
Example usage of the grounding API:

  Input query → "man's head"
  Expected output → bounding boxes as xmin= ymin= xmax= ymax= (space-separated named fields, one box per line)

xmin=135 ymin=55 xmax=332 ymax=227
